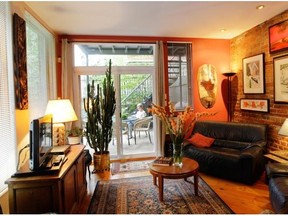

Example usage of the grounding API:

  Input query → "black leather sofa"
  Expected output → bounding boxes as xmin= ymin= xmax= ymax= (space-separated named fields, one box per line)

xmin=266 ymin=163 xmax=288 ymax=213
xmin=182 ymin=121 xmax=268 ymax=185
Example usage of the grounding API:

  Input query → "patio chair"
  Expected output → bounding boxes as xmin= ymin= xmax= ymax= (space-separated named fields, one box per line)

xmin=122 ymin=121 xmax=131 ymax=145
xmin=111 ymin=121 xmax=131 ymax=145
xmin=133 ymin=116 xmax=153 ymax=145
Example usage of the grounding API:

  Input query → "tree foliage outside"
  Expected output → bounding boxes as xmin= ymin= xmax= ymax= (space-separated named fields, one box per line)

xmin=82 ymin=73 xmax=152 ymax=121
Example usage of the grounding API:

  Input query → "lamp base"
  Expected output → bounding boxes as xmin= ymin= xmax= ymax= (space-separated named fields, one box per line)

xmin=53 ymin=123 xmax=66 ymax=146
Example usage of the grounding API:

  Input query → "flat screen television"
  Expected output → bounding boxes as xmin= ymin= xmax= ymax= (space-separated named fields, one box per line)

xmin=29 ymin=114 xmax=53 ymax=171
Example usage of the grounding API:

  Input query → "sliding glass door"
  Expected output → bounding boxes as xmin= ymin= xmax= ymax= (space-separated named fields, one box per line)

xmin=118 ymin=74 xmax=154 ymax=156
xmin=74 ymin=43 xmax=156 ymax=159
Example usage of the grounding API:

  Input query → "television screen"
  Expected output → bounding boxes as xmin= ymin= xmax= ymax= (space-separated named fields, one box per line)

xmin=29 ymin=114 xmax=53 ymax=171
xmin=39 ymin=119 xmax=52 ymax=157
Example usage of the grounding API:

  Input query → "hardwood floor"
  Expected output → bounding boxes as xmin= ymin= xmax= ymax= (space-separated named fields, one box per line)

xmin=200 ymin=173 xmax=272 ymax=214
xmin=77 ymin=162 xmax=273 ymax=214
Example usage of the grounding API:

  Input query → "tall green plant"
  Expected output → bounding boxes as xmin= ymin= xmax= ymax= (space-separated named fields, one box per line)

xmin=84 ymin=60 xmax=116 ymax=154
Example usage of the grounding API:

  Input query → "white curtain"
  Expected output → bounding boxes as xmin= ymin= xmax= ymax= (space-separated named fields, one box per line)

xmin=61 ymin=39 xmax=79 ymax=129
xmin=61 ymin=39 xmax=74 ymax=101
xmin=155 ymin=41 xmax=166 ymax=156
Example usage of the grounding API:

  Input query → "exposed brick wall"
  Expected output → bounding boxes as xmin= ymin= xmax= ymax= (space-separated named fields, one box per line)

xmin=230 ymin=9 xmax=288 ymax=151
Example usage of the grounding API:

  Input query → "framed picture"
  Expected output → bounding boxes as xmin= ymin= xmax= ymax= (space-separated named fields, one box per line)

xmin=274 ymin=55 xmax=288 ymax=103
xmin=269 ymin=19 xmax=288 ymax=53
xmin=243 ymin=53 xmax=265 ymax=94
xmin=240 ymin=98 xmax=269 ymax=113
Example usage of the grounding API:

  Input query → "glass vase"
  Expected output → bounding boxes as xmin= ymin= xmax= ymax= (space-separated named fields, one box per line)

xmin=173 ymin=141 xmax=183 ymax=167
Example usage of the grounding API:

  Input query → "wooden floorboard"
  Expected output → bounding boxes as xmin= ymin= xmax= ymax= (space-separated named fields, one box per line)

xmin=77 ymin=163 xmax=273 ymax=214
xmin=200 ymin=172 xmax=272 ymax=214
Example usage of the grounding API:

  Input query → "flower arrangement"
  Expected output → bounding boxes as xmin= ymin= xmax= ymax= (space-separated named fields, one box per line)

xmin=149 ymin=101 xmax=215 ymax=166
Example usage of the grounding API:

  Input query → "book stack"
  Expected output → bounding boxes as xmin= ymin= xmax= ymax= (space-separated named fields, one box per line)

xmin=152 ymin=157 xmax=173 ymax=166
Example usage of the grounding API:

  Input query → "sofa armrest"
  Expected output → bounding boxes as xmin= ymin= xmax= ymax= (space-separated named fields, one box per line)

xmin=240 ymin=144 xmax=265 ymax=159
xmin=266 ymin=163 xmax=288 ymax=179
xmin=242 ymin=141 xmax=266 ymax=150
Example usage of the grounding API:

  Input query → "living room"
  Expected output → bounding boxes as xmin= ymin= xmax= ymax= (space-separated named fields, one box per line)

xmin=1 ymin=1 xmax=288 ymax=214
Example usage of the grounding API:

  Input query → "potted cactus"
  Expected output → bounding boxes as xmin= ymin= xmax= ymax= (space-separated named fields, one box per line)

xmin=84 ymin=60 xmax=116 ymax=172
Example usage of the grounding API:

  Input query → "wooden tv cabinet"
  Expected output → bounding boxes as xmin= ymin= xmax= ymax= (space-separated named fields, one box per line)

xmin=5 ymin=145 xmax=86 ymax=214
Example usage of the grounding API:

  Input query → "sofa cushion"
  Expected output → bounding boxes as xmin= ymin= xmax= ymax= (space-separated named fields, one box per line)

xmin=182 ymin=145 xmax=243 ymax=178
xmin=213 ymin=139 xmax=252 ymax=150
xmin=187 ymin=132 xmax=215 ymax=148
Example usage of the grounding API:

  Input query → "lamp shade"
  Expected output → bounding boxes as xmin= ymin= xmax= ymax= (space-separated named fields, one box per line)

xmin=45 ymin=99 xmax=78 ymax=123
xmin=279 ymin=119 xmax=288 ymax=136
xmin=222 ymin=72 xmax=236 ymax=77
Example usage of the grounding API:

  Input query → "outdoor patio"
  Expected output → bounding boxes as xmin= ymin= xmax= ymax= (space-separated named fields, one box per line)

xmin=83 ymin=128 xmax=155 ymax=158
xmin=110 ymin=128 xmax=155 ymax=156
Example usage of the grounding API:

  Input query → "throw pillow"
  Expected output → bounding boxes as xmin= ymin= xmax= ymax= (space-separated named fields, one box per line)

xmin=187 ymin=132 xmax=215 ymax=148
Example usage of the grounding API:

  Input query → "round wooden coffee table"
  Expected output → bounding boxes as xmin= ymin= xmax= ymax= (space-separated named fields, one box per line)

xmin=149 ymin=157 xmax=199 ymax=202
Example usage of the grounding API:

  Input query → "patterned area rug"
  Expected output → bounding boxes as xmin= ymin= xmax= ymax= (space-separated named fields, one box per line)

xmin=111 ymin=160 xmax=152 ymax=175
xmin=87 ymin=175 xmax=234 ymax=214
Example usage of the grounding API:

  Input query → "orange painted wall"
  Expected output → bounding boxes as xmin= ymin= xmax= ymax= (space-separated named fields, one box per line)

xmin=191 ymin=38 xmax=230 ymax=121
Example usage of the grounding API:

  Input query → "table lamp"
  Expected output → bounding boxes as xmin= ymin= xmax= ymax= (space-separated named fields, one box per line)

xmin=279 ymin=119 xmax=288 ymax=136
xmin=45 ymin=99 xmax=78 ymax=146
xmin=276 ymin=119 xmax=288 ymax=159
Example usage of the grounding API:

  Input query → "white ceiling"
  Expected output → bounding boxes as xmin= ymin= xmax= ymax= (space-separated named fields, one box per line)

xmin=25 ymin=1 xmax=288 ymax=39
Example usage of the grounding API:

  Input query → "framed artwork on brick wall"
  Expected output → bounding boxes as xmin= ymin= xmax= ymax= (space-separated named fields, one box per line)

xmin=240 ymin=98 xmax=269 ymax=113
xmin=269 ymin=19 xmax=288 ymax=53
xmin=243 ymin=53 xmax=265 ymax=94
xmin=274 ymin=55 xmax=288 ymax=103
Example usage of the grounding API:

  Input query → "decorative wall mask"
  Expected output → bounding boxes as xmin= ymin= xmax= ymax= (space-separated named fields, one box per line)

xmin=197 ymin=64 xmax=217 ymax=109
xmin=13 ymin=13 xmax=28 ymax=110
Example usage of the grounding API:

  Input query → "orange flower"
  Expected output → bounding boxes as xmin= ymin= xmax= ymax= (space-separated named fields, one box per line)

xmin=148 ymin=101 xmax=215 ymax=144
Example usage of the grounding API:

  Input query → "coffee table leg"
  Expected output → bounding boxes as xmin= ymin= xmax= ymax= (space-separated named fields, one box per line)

xmin=158 ymin=175 xmax=164 ymax=202
xmin=194 ymin=174 xmax=198 ymax=196
xmin=153 ymin=174 xmax=157 ymax=186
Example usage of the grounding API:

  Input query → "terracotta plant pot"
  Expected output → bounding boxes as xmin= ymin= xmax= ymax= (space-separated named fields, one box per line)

xmin=93 ymin=152 xmax=110 ymax=173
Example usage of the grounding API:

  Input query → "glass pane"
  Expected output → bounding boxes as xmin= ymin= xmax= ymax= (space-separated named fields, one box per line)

xmin=120 ymin=74 xmax=154 ymax=155
xmin=168 ymin=43 xmax=191 ymax=109
xmin=26 ymin=22 xmax=48 ymax=119
xmin=74 ymin=43 xmax=154 ymax=67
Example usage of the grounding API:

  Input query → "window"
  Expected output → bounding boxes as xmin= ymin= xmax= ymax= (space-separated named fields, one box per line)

xmin=0 ymin=2 xmax=17 ymax=193
xmin=74 ymin=43 xmax=154 ymax=67
xmin=167 ymin=42 xmax=192 ymax=109
xmin=25 ymin=12 xmax=56 ymax=120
